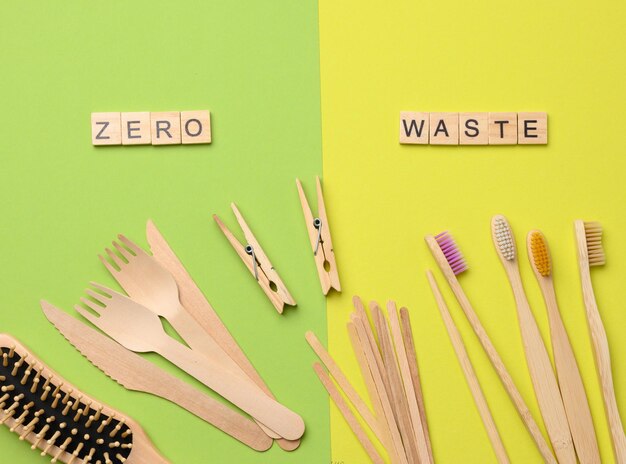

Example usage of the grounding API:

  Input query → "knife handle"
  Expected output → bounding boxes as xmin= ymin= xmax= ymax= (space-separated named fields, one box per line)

xmin=149 ymin=373 xmax=273 ymax=451
xmin=156 ymin=335 xmax=305 ymax=441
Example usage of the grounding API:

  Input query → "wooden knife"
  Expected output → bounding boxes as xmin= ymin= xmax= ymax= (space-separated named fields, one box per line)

xmin=145 ymin=219 xmax=300 ymax=451
xmin=40 ymin=300 xmax=273 ymax=452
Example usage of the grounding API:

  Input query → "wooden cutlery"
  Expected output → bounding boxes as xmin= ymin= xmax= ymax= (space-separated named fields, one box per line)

xmin=73 ymin=283 xmax=305 ymax=441
xmin=145 ymin=220 xmax=301 ymax=451
xmin=100 ymin=233 xmax=281 ymax=439
xmin=41 ymin=301 xmax=273 ymax=452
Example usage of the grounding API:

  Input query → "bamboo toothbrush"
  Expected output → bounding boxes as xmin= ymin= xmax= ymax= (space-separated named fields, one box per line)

xmin=574 ymin=220 xmax=626 ymax=462
xmin=425 ymin=232 xmax=557 ymax=463
xmin=527 ymin=230 xmax=600 ymax=463
xmin=427 ymin=270 xmax=510 ymax=464
xmin=491 ymin=215 xmax=575 ymax=464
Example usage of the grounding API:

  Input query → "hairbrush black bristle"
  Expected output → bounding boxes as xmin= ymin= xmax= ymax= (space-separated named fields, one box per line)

xmin=0 ymin=335 xmax=166 ymax=464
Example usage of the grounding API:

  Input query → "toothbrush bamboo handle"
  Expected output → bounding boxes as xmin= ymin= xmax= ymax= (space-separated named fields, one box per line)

xmin=448 ymin=277 xmax=557 ymax=464
xmin=157 ymin=336 xmax=304 ymax=441
xmin=427 ymin=271 xmax=510 ymax=464
xmin=541 ymin=281 xmax=600 ymax=464
xmin=509 ymin=272 xmax=576 ymax=464
xmin=580 ymin=269 xmax=626 ymax=463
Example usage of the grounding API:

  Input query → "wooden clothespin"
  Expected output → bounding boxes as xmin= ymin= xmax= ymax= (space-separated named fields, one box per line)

xmin=296 ymin=177 xmax=341 ymax=295
xmin=213 ymin=203 xmax=296 ymax=314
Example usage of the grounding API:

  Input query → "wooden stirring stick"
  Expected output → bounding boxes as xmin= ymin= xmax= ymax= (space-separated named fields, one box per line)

xmin=371 ymin=303 xmax=420 ymax=464
xmin=386 ymin=302 xmax=432 ymax=464
xmin=427 ymin=270 xmax=510 ymax=464
xmin=352 ymin=314 xmax=408 ymax=464
xmin=347 ymin=321 xmax=398 ymax=463
xmin=398 ymin=307 xmax=434 ymax=462
xmin=305 ymin=331 xmax=383 ymax=442
xmin=313 ymin=363 xmax=384 ymax=464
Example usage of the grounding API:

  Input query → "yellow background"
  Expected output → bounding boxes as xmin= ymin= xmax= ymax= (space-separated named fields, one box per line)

xmin=319 ymin=0 xmax=626 ymax=462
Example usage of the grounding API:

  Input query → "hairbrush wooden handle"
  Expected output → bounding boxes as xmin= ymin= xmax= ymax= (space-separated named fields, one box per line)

xmin=0 ymin=334 xmax=168 ymax=464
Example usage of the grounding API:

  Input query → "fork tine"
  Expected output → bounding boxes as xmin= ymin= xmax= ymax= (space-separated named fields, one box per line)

xmin=118 ymin=234 xmax=143 ymax=255
xmin=89 ymin=282 xmax=117 ymax=298
xmin=105 ymin=247 xmax=124 ymax=268
xmin=74 ymin=305 xmax=100 ymax=325
xmin=98 ymin=254 xmax=119 ymax=275
xmin=84 ymin=289 xmax=107 ymax=305
xmin=77 ymin=298 xmax=101 ymax=316
xmin=113 ymin=240 xmax=133 ymax=261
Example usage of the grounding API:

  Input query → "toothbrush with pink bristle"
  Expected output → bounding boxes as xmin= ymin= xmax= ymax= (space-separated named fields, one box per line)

xmin=425 ymin=232 xmax=557 ymax=464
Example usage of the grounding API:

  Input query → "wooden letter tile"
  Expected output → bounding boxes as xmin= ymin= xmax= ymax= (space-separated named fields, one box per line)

xmin=181 ymin=111 xmax=212 ymax=144
xmin=121 ymin=112 xmax=151 ymax=145
xmin=151 ymin=112 xmax=181 ymax=145
xmin=489 ymin=113 xmax=517 ymax=144
xmin=518 ymin=112 xmax=547 ymax=144
xmin=91 ymin=112 xmax=121 ymax=146
xmin=459 ymin=112 xmax=488 ymax=145
xmin=399 ymin=112 xmax=429 ymax=144
xmin=429 ymin=113 xmax=459 ymax=145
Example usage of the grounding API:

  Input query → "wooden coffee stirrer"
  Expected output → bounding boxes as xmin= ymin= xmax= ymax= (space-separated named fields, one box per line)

xmin=397 ymin=307 xmax=433 ymax=462
xmin=313 ymin=363 xmax=384 ymax=464
xmin=386 ymin=302 xmax=432 ymax=464
xmin=371 ymin=303 xmax=420 ymax=464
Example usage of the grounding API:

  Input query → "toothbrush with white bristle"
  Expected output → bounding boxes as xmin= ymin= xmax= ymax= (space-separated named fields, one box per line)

xmin=425 ymin=232 xmax=557 ymax=464
xmin=491 ymin=214 xmax=575 ymax=464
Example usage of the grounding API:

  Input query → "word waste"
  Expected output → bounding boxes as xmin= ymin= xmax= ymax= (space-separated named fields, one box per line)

xmin=399 ymin=112 xmax=547 ymax=145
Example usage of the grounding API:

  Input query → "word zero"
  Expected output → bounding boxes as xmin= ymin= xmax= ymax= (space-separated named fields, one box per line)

xmin=399 ymin=112 xmax=547 ymax=145
xmin=91 ymin=111 xmax=211 ymax=146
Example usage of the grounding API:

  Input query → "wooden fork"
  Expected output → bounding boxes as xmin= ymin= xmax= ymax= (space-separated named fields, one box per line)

xmin=100 ymin=235 xmax=280 ymax=439
xmin=74 ymin=282 xmax=305 ymax=441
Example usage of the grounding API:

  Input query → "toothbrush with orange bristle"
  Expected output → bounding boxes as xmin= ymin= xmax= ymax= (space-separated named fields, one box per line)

xmin=528 ymin=230 xmax=600 ymax=464
xmin=574 ymin=220 xmax=626 ymax=463
xmin=491 ymin=215 xmax=575 ymax=464
xmin=425 ymin=232 xmax=557 ymax=464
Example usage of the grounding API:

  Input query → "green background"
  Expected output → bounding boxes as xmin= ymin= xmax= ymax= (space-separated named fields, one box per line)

xmin=0 ymin=1 xmax=329 ymax=463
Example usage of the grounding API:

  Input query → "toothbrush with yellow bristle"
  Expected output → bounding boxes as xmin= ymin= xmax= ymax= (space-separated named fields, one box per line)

xmin=528 ymin=230 xmax=600 ymax=464
xmin=491 ymin=215 xmax=576 ymax=464
xmin=425 ymin=232 xmax=557 ymax=463
xmin=574 ymin=220 xmax=626 ymax=463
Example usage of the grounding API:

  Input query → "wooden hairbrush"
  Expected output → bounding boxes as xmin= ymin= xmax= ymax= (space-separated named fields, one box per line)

xmin=0 ymin=333 xmax=168 ymax=464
